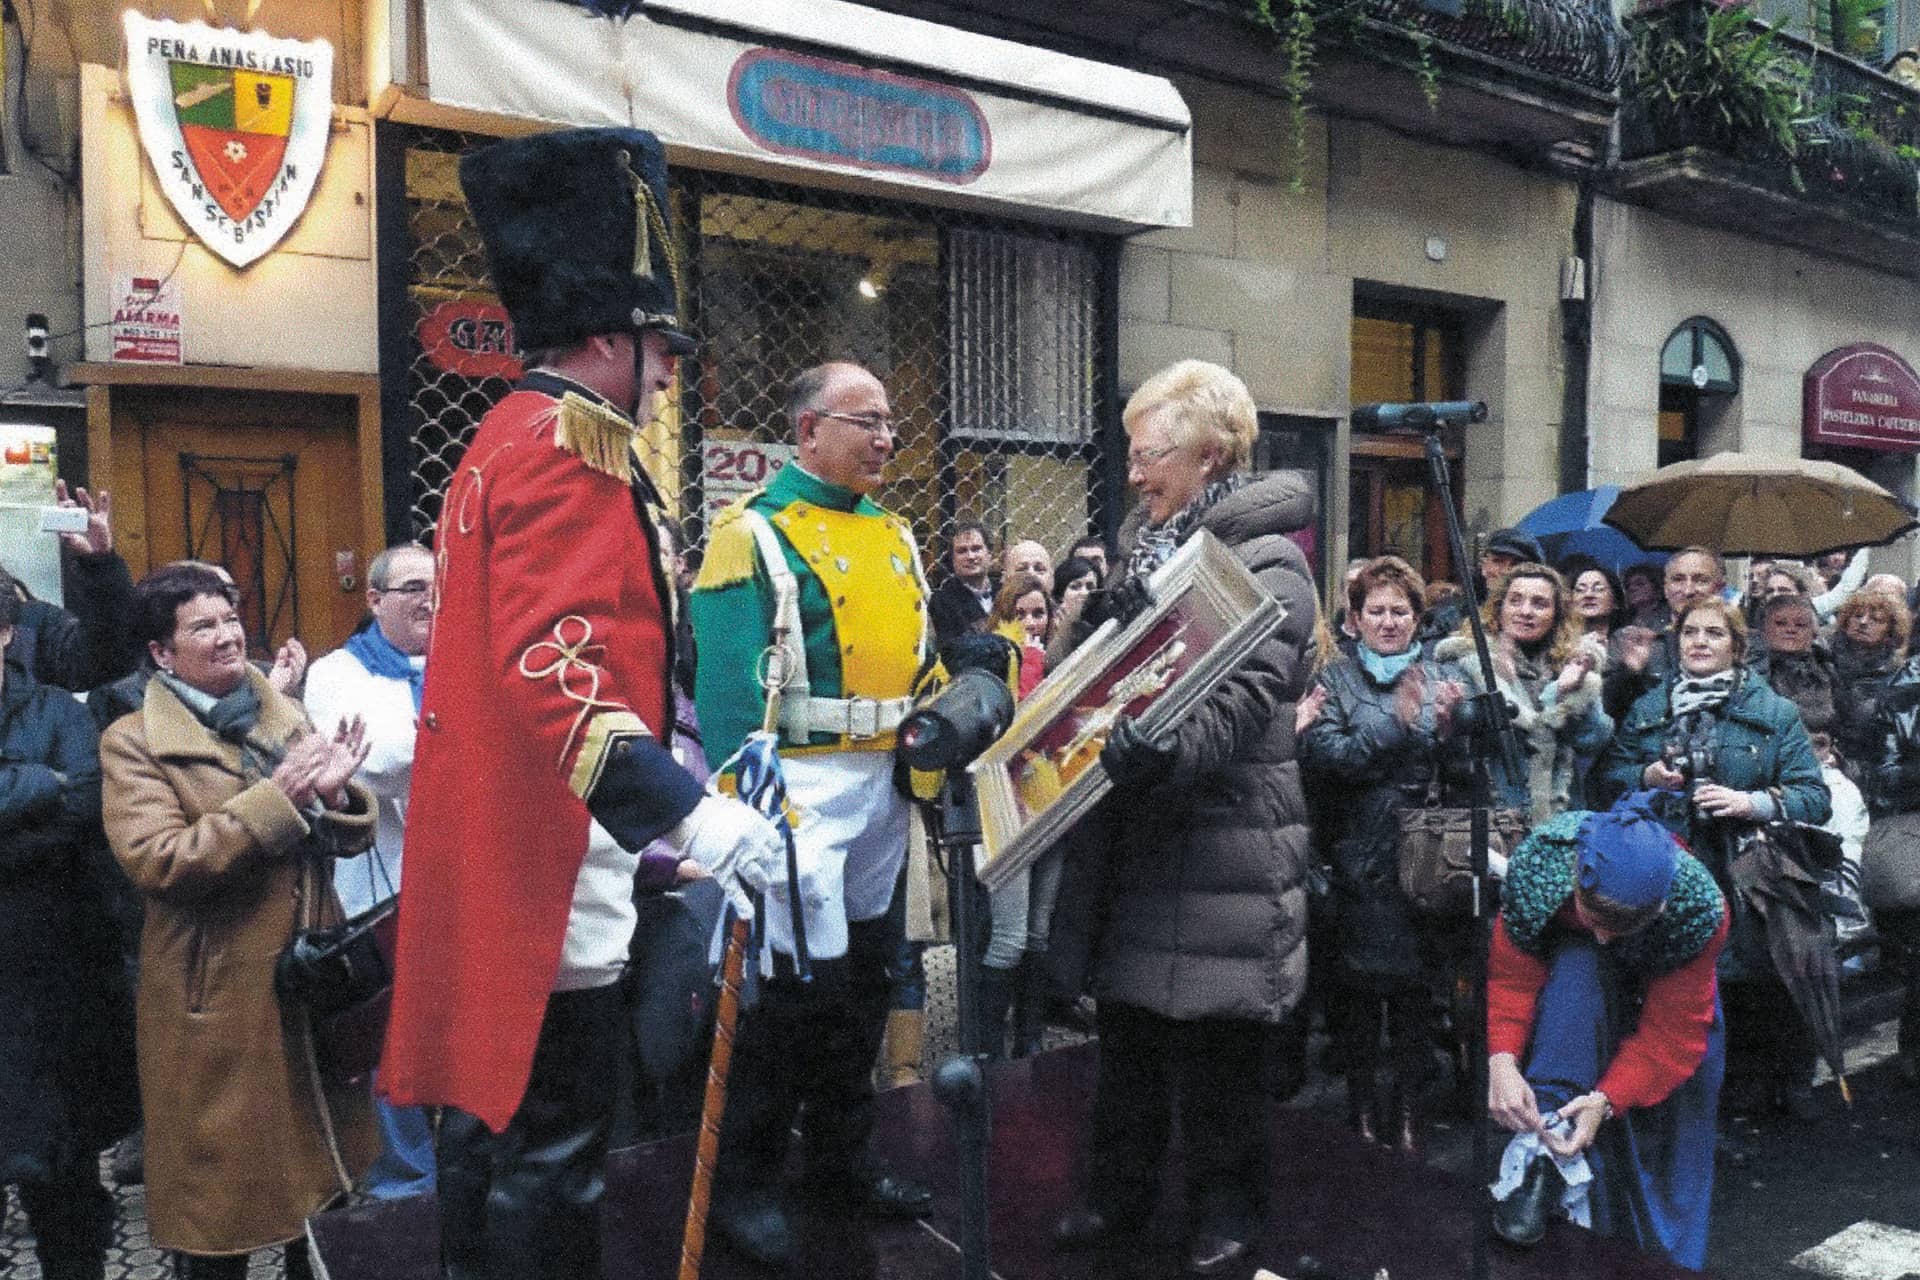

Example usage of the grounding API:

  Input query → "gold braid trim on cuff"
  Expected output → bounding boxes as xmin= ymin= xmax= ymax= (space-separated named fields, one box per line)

xmin=568 ymin=710 xmax=651 ymax=802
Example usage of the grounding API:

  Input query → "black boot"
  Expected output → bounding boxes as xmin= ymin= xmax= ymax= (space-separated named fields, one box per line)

xmin=1491 ymin=1155 xmax=1562 ymax=1247
xmin=974 ymin=965 xmax=1016 ymax=1061
xmin=1345 ymin=1074 xmax=1381 ymax=1146
xmin=1012 ymin=956 xmax=1049 ymax=1058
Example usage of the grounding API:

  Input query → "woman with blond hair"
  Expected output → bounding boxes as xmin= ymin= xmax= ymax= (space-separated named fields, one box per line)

xmin=1830 ymin=590 xmax=1910 ymax=772
xmin=1435 ymin=564 xmax=1612 ymax=822
xmin=1048 ymin=359 xmax=1317 ymax=1275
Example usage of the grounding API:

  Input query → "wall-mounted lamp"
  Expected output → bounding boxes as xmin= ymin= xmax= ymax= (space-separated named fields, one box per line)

xmin=856 ymin=262 xmax=893 ymax=301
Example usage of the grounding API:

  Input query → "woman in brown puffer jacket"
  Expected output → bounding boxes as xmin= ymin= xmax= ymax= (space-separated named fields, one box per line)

xmin=1046 ymin=360 xmax=1318 ymax=1277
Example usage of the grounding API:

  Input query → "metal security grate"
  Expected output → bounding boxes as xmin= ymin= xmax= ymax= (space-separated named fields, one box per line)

xmin=390 ymin=127 xmax=1115 ymax=586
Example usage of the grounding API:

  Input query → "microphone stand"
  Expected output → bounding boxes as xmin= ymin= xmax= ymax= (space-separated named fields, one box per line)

xmin=1415 ymin=420 xmax=1526 ymax=1280
xmin=923 ymin=772 xmax=991 ymax=1280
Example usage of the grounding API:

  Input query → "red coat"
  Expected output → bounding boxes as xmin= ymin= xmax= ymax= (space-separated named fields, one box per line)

xmin=381 ymin=380 xmax=687 ymax=1132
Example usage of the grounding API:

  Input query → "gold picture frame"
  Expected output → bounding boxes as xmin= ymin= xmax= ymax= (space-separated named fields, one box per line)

xmin=971 ymin=529 xmax=1287 ymax=890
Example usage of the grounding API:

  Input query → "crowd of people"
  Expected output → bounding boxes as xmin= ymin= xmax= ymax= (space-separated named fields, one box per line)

xmin=5 ymin=122 xmax=1917 ymax=1280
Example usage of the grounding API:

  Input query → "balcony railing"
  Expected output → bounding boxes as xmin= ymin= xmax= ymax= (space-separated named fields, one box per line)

xmin=1619 ymin=0 xmax=1920 ymax=225
xmin=1359 ymin=0 xmax=1629 ymax=96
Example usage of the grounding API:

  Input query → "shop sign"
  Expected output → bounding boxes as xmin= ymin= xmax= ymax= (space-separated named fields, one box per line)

xmin=417 ymin=300 xmax=523 ymax=382
xmin=702 ymin=440 xmax=793 ymax=518
xmin=1803 ymin=343 xmax=1920 ymax=453
xmin=727 ymin=49 xmax=990 ymax=184
xmin=122 ymin=13 xmax=334 ymax=270
xmin=110 ymin=274 xmax=184 ymax=365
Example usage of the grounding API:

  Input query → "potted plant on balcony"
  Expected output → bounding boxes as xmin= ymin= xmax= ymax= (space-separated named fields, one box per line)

xmin=1625 ymin=0 xmax=1814 ymax=169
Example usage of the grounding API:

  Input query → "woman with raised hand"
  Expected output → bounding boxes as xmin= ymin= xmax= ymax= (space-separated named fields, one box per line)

xmin=100 ymin=563 xmax=378 ymax=1280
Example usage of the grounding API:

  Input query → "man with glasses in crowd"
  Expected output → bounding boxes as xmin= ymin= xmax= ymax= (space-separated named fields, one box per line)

xmin=303 ymin=542 xmax=437 ymax=1200
xmin=1605 ymin=545 xmax=1727 ymax=717
xmin=690 ymin=361 xmax=937 ymax=1268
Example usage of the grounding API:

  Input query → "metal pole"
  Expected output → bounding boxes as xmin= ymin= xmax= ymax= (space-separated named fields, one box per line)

xmin=928 ymin=773 xmax=991 ymax=1280
xmin=1419 ymin=427 xmax=1522 ymax=1280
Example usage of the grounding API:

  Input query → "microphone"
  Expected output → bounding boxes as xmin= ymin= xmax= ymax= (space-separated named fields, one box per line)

xmin=1350 ymin=400 xmax=1489 ymax=430
xmin=898 ymin=667 xmax=1015 ymax=772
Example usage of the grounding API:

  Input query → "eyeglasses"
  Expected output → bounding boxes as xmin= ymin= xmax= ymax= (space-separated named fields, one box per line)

xmin=817 ymin=410 xmax=897 ymax=436
xmin=375 ymin=581 xmax=433 ymax=598
xmin=1127 ymin=443 xmax=1180 ymax=469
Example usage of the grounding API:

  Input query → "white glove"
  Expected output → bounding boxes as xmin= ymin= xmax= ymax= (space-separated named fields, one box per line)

xmin=667 ymin=794 xmax=785 ymax=921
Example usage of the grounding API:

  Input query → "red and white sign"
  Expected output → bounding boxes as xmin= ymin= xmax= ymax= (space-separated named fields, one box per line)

xmin=701 ymin=439 xmax=793 ymax=518
xmin=110 ymin=274 xmax=184 ymax=364
xmin=1804 ymin=344 xmax=1920 ymax=454
xmin=416 ymin=300 xmax=523 ymax=382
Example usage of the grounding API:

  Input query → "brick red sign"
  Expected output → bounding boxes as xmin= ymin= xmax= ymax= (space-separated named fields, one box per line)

xmin=1804 ymin=343 xmax=1920 ymax=453
xmin=417 ymin=300 xmax=522 ymax=382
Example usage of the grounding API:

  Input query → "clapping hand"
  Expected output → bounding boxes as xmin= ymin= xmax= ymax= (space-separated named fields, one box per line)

xmin=1555 ymin=649 xmax=1596 ymax=697
xmin=269 ymin=730 xmax=333 ymax=810
xmin=1296 ymin=684 xmax=1329 ymax=733
xmin=311 ymin=715 xmax=370 ymax=809
xmin=268 ymin=638 xmax=308 ymax=695
xmin=1616 ymin=625 xmax=1655 ymax=674
xmin=52 ymin=481 xmax=112 ymax=556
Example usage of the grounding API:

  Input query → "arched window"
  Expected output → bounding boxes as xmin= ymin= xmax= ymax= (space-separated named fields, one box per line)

xmin=1658 ymin=317 xmax=1740 ymax=465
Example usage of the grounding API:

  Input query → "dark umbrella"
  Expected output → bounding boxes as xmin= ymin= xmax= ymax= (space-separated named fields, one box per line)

xmin=1516 ymin=485 xmax=1668 ymax=575
xmin=1726 ymin=827 xmax=1852 ymax=1103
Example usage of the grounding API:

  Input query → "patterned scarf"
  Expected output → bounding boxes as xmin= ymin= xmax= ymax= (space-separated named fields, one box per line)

xmin=1123 ymin=472 xmax=1248 ymax=583
xmin=1669 ymin=669 xmax=1738 ymax=721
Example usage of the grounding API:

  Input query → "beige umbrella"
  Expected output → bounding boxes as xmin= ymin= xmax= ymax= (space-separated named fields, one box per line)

xmin=1602 ymin=451 xmax=1917 ymax=557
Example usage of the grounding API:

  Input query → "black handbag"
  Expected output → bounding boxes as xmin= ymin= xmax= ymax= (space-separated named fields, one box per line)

xmin=276 ymin=849 xmax=399 ymax=1088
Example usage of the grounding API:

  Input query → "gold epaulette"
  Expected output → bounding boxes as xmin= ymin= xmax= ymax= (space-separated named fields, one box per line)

xmin=693 ymin=496 xmax=764 ymax=591
xmin=547 ymin=392 xmax=638 ymax=483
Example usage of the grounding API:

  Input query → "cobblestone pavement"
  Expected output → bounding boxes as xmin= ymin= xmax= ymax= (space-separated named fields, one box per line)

xmin=2 ymin=944 xmax=1906 ymax=1279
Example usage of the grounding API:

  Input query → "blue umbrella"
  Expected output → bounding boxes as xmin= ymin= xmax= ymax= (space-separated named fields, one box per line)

xmin=1518 ymin=486 xmax=1668 ymax=575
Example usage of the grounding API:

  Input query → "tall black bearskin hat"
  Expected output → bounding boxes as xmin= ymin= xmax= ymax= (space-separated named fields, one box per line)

xmin=459 ymin=127 xmax=695 ymax=356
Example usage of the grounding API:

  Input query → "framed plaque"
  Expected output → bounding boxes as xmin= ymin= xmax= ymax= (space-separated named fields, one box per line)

xmin=971 ymin=529 xmax=1286 ymax=890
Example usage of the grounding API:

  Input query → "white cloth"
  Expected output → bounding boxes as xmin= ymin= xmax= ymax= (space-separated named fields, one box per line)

xmin=1491 ymin=1126 xmax=1594 ymax=1229
xmin=751 ymin=751 xmax=908 ymax=973
xmin=553 ymin=821 xmax=639 ymax=992
xmin=1822 ymin=763 xmax=1870 ymax=937
xmin=303 ymin=645 xmax=423 ymax=917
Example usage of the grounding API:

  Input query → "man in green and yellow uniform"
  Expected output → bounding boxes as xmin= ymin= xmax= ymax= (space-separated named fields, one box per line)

xmin=691 ymin=361 xmax=936 ymax=1268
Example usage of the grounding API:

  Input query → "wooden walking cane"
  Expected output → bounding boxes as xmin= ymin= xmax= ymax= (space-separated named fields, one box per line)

xmin=678 ymin=626 xmax=792 ymax=1280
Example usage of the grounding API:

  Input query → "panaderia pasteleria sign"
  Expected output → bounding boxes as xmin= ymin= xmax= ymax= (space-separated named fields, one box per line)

xmin=122 ymin=13 xmax=333 ymax=269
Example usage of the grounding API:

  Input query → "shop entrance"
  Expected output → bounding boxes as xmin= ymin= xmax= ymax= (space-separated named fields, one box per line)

xmin=1349 ymin=298 xmax=1467 ymax=584
xmin=91 ymin=377 xmax=380 ymax=658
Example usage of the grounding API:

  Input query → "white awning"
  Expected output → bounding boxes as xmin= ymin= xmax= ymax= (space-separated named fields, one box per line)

xmin=372 ymin=0 xmax=1191 ymax=231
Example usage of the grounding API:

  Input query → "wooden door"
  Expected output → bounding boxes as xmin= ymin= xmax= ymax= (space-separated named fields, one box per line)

xmin=114 ymin=386 xmax=368 ymax=657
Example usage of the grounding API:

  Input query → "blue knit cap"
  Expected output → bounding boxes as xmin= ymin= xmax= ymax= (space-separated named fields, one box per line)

xmin=1576 ymin=792 xmax=1680 ymax=909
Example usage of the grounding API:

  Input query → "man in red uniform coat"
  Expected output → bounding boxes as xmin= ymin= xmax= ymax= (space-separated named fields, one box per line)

xmin=380 ymin=127 xmax=782 ymax=1280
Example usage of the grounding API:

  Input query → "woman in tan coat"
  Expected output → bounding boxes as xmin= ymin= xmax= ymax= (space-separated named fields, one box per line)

xmin=101 ymin=563 xmax=379 ymax=1280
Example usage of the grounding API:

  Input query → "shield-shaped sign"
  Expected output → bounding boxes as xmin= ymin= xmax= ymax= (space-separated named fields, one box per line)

xmin=122 ymin=13 xmax=334 ymax=270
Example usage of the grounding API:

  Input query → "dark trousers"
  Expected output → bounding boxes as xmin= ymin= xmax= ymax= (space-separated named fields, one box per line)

xmin=436 ymin=983 xmax=625 ymax=1280
xmin=19 ymin=1154 xmax=113 ymax=1280
xmin=1331 ymin=975 xmax=1434 ymax=1108
xmin=1877 ymin=907 xmax=1920 ymax=1060
xmin=1087 ymin=1001 xmax=1269 ymax=1240
xmin=1720 ymin=977 xmax=1816 ymax=1106
xmin=171 ymin=1240 xmax=310 ymax=1280
xmin=717 ymin=908 xmax=901 ymax=1195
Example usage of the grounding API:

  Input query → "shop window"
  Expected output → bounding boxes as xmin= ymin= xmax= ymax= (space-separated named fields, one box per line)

xmin=386 ymin=126 xmax=1114 ymax=574
xmin=1658 ymin=316 xmax=1740 ymax=467
xmin=1348 ymin=298 xmax=1467 ymax=585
